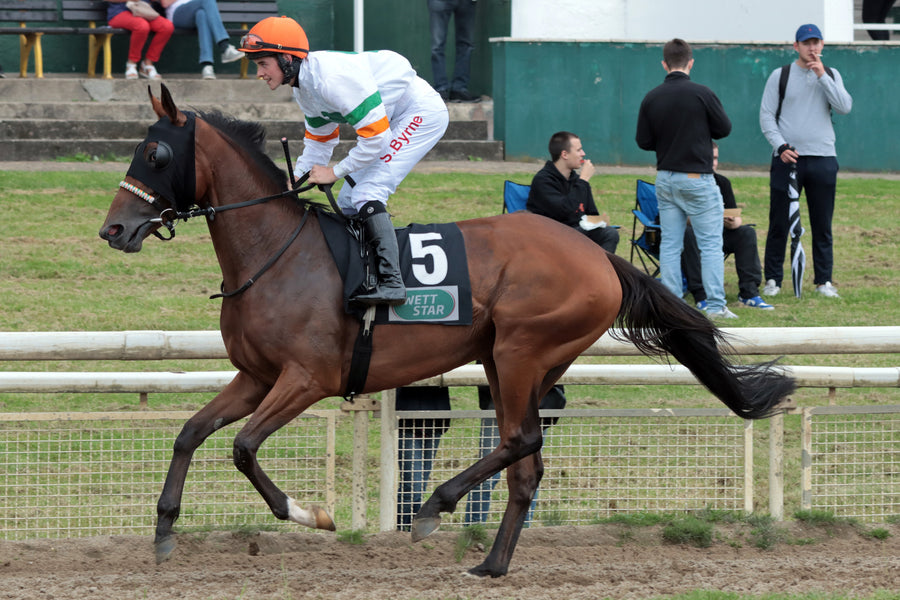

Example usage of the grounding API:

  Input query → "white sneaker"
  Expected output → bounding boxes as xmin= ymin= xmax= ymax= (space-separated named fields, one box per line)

xmin=706 ymin=306 xmax=739 ymax=320
xmin=816 ymin=281 xmax=840 ymax=298
xmin=220 ymin=44 xmax=243 ymax=63
xmin=201 ymin=65 xmax=216 ymax=80
xmin=762 ymin=279 xmax=780 ymax=296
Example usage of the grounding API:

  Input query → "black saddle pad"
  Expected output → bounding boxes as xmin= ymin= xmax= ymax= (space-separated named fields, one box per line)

xmin=318 ymin=210 xmax=473 ymax=325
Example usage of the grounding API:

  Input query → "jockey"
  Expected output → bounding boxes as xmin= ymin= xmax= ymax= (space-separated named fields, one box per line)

xmin=240 ymin=16 xmax=449 ymax=306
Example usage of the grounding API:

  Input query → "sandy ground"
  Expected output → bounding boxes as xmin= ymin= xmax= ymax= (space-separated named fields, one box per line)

xmin=2 ymin=522 xmax=897 ymax=600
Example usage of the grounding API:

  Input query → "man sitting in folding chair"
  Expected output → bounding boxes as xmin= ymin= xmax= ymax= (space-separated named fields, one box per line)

xmin=525 ymin=131 xmax=619 ymax=253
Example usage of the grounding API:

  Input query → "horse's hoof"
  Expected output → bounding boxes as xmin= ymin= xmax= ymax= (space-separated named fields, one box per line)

xmin=287 ymin=498 xmax=335 ymax=531
xmin=467 ymin=562 xmax=506 ymax=578
xmin=410 ymin=516 xmax=441 ymax=542
xmin=311 ymin=505 xmax=336 ymax=531
xmin=154 ymin=535 xmax=176 ymax=564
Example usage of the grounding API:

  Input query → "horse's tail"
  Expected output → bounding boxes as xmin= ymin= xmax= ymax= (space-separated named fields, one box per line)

xmin=605 ymin=252 xmax=795 ymax=419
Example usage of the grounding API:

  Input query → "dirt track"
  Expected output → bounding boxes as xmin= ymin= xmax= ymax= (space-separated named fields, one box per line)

xmin=2 ymin=522 xmax=897 ymax=600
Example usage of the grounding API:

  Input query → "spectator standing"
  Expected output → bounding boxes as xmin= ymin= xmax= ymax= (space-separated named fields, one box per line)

xmin=160 ymin=0 xmax=243 ymax=79
xmin=428 ymin=0 xmax=480 ymax=102
xmin=759 ymin=24 xmax=852 ymax=299
xmin=636 ymin=38 xmax=734 ymax=319
xmin=862 ymin=0 xmax=896 ymax=40
xmin=106 ymin=0 xmax=174 ymax=80
xmin=682 ymin=142 xmax=774 ymax=311
xmin=240 ymin=16 xmax=449 ymax=306
xmin=526 ymin=131 xmax=619 ymax=254
xmin=396 ymin=386 xmax=451 ymax=531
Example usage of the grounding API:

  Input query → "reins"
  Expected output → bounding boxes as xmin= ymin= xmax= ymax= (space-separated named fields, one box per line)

xmin=209 ymin=208 xmax=309 ymax=299
xmin=119 ymin=172 xmax=349 ymax=300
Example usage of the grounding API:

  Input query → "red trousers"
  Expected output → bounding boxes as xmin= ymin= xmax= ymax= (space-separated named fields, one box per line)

xmin=108 ymin=11 xmax=174 ymax=64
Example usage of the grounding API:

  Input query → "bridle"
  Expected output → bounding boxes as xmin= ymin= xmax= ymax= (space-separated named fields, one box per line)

xmin=118 ymin=165 xmax=352 ymax=236
xmin=118 ymin=173 xmax=350 ymax=299
xmin=118 ymin=180 xmax=180 ymax=241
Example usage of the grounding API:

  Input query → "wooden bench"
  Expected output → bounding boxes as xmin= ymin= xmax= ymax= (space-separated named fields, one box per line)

xmin=0 ymin=0 xmax=277 ymax=79
xmin=62 ymin=0 xmax=277 ymax=79
xmin=0 ymin=0 xmax=75 ymax=77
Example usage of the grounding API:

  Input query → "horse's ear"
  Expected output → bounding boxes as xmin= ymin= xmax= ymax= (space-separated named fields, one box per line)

xmin=149 ymin=85 xmax=167 ymax=120
xmin=147 ymin=83 xmax=188 ymax=127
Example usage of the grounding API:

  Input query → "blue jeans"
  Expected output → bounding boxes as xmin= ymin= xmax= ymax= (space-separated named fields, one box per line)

xmin=171 ymin=0 xmax=229 ymax=65
xmin=428 ymin=0 xmax=476 ymax=93
xmin=655 ymin=170 xmax=726 ymax=311
xmin=463 ymin=418 xmax=539 ymax=525
xmin=397 ymin=425 xmax=443 ymax=530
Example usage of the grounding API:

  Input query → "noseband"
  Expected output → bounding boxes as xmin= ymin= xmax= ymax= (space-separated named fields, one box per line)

xmin=118 ymin=180 xmax=179 ymax=240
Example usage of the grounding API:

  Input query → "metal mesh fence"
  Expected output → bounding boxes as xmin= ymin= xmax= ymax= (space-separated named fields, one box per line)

xmin=397 ymin=410 xmax=749 ymax=528
xmin=806 ymin=407 xmax=900 ymax=520
xmin=3 ymin=405 xmax=897 ymax=540
xmin=0 ymin=412 xmax=330 ymax=540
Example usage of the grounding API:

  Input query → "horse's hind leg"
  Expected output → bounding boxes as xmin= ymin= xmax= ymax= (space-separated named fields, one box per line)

xmin=155 ymin=372 xmax=266 ymax=563
xmin=412 ymin=360 xmax=545 ymax=542
xmin=468 ymin=451 xmax=543 ymax=578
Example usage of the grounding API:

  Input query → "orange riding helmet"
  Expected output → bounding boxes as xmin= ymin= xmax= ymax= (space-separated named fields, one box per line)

xmin=240 ymin=16 xmax=309 ymax=60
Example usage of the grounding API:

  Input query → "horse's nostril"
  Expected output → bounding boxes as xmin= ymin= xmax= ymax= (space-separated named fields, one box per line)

xmin=102 ymin=225 xmax=122 ymax=239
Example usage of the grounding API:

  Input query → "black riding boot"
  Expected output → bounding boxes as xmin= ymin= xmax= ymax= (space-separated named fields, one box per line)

xmin=354 ymin=202 xmax=407 ymax=306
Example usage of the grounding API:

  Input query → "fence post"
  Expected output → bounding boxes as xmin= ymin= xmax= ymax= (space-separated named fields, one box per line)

xmin=325 ymin=412 xmax=337 ymax=518
xmin=341 ymin=397 xmax=381 ymax=531
xmin=379 ymin=389 xmax=398 ymax=532
xmin=768 ymin=413 xmax=784 ymax=520
xmin=800 ymin=407 xmax=812 ymax=511
xmin=743 ymin=419 xmax=754 ymax=513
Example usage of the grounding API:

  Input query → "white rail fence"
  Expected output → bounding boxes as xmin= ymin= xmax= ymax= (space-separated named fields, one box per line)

xmin=1 ymin=328 xmax=898 ymax=540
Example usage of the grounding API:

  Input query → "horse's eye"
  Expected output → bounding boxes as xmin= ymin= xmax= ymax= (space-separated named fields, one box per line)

xmin=144 ymin=141 xmax=173 ymax=169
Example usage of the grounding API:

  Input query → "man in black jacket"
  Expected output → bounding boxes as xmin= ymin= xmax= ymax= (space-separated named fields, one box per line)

xmin=636 ymin=38 xmax=734 ymax=319
xmin=525 ymin=131 xmax=619 ymax=254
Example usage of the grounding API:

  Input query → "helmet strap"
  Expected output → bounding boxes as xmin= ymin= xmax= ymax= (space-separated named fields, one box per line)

xmin=281 ymin=55 xmax=302 ymax=86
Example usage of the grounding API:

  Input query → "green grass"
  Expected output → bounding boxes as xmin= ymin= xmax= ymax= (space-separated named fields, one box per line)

xmin=662 ymin=515 xmax=714 ymax=547
xmin=454 ymin=523 xmax=492 ymax=562
xmin=3 ymin=169 xmax=899 ymax=389
xmin=600 ymin=509 xmax=889 ymax=555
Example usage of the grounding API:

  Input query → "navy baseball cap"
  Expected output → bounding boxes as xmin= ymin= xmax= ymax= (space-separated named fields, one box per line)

xmin=796 ymin=24 xmax=823 ymax=42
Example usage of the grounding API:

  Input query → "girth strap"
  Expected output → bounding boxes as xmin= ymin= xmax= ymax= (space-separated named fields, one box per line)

xmin=344 ymin=306 xmax=376 ymax=399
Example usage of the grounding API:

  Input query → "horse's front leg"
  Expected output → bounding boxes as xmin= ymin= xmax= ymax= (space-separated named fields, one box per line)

xmin=468 ymin=452 xmax=543 ymax=578
xmin=231 ymin=373 xmax=336 ymax=532
xmin=155 ymin=372 xmax=266 ymax=563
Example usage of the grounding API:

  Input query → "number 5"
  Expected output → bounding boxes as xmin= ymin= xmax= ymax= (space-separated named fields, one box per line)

xmin=408 ymin=233 xmax=448 ymax=285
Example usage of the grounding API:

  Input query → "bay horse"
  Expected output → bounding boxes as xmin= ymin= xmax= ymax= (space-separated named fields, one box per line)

xmin=99 ymin=85 xmax=794 ymax=578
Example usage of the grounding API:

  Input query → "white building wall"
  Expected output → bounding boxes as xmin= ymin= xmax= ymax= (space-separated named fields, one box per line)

xmin=511 ymin=0 xmax=854 ymax=43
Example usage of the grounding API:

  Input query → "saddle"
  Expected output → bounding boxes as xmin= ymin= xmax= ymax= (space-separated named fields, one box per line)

xmin=318 ymin=210 xmax=473 ymax=325
xmin=317 ymin=209 xmax=473 ymax=399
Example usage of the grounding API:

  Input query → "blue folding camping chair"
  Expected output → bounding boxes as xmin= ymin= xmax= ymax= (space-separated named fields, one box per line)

xmin=502 ymin=180 xmax=530 ymax=214
xmin=629 ymin=179 xmax=661 ymax=277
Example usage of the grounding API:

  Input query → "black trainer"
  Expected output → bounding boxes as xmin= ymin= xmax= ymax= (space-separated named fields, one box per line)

xmin=450 ymin=89 xmax=481 ymax=103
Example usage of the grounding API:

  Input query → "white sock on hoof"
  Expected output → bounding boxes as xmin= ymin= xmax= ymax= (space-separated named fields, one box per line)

xmin=287 ymin=496 xmax=317 ymax=528
xmin=287 ymin=497 xmax=335 ymax=530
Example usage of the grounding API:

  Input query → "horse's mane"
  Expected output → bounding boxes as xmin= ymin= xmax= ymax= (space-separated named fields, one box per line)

xmin=196 ymin=109 xmax=288 ymax=189
xmin=195 ymin=109 xmax=334 ymax=214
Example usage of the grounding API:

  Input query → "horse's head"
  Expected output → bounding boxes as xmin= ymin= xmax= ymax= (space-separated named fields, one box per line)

xmin=99 ymin=84 xmax=198 ymax=252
